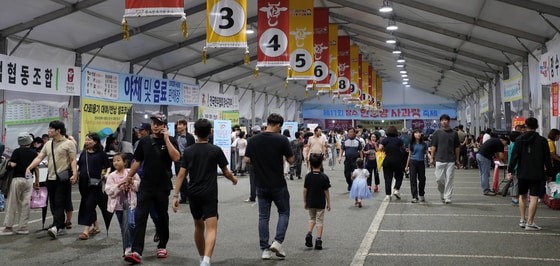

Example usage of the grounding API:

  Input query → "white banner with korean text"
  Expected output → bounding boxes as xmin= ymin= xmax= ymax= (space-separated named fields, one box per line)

xmin=0 ymin=54 xmax=80 ymax=96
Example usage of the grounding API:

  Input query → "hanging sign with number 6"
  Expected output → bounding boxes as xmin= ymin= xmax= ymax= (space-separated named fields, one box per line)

xmin=307 ymin=8 xmax=330 ymax=89
xmin=206 ymin=0 xmax=247 ymax=48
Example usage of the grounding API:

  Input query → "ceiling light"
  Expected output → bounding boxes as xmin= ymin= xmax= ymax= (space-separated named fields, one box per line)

xmin=402 ymin=81 xmax=408 ymax=85
xmin=396 ymin=55 xmax=406 ymax=63
xmin=386 ymin=38 xmax=397 ymax=44
xmin=401 ymin=74 xmax=408 ymax=77
xmin=396 ymin=64 xmax=405 ymax=68
xmin=400 ymin=70 xmax=407 ymax=74
xmin=380 ymin=1 xmax=393 ymax=13
xmin=386 ymin=19 xmax=398 ymax=31
xmin=403 ymin=78 xmax=409 ymax=81
xmin=246 ymin=25 xmax=255 ymax=34
xmin=405 ymin=84 xmax=411 ymax=87
xmin=392 ymin=47 xmax=401 ymax=54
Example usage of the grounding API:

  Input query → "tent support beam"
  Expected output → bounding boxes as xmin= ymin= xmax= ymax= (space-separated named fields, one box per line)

xmin=9 ymin=28 xmax=33 ymax=56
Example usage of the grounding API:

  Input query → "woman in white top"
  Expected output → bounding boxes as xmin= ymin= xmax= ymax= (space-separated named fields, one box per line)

xmin=231 ymin=131 xmax=248 ymax=175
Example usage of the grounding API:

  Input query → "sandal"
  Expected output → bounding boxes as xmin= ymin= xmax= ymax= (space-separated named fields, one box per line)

xmin=65 ymin=222 xmax=72 ymax=229
xmin=89 ymin=228 xmax=100 ymax=235
xmin=78 ymin=233 xmax=89 ymax=240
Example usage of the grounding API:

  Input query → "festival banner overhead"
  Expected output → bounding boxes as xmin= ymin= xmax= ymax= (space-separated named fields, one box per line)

xmin=123 ymin=0 xmax=187 ymax=39
xmin=0 ymin=54 xmax=80 ymax=96
xmin=288 ymin=0 xmax=314 ymax=80
xmin=337 ymin=36 xmax=351 ymax=94
xmin=303 ymin=103 xmax=458 ymax=120
xmin=368 ymin=65 xmax=374 ymax=106
xmin=328 ymin=24 xmax=339 ymax=92
xmin=503 ymin=75 xmax=522 ymax=102
xmin=206 ymin=0 xmax=248 ymax=61
xmin=349 ymin=45 xmax=360 ymax=98
xmin=80 ymin=98 xmax=132 ymax=148
xmin=307 ymin=8 xmax=330 ymax=89
xmin=362 ymin=59 xmax=370 ymax=103
xmin=371 ymin=69 xmax=377 ymax=105
xmin=82 ymin=67 xmax=200 ymax=106
xmin=257 ymin=0 xmax=289 ymax=67
xmin=376 ymin=75 xmax=383 ymax=108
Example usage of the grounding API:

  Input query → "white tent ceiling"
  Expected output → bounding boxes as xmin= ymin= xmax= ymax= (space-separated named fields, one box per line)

xmin=2 ymin=0 xmax=559 ymax=102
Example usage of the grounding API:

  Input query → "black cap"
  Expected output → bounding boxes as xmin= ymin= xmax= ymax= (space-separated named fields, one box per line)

xmin=150 ymin=113 xmax=167 ymax=124
xmin=134 ymin=122 xmax=151 ymax=131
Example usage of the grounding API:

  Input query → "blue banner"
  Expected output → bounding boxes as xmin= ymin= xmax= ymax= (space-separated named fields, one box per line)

xmin=281 ymin=122 xmax=298 ymax=139
xmin=214 ymin=120 xmax=232 ymax=172
xmin=82 ymin=67 xmax=200 ymax=106
xmin=303 ymin=103 xmax=457 ymax=120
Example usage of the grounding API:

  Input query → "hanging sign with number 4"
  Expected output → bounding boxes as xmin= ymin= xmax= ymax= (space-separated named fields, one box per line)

xmin=206 ymin=0 xmax=248 ymax=48
xmin=257 ymin=0 xmax=290 ymax=67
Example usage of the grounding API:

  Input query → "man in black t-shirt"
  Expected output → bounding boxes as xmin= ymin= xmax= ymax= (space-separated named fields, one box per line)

xmin=124 ymin=113 xmax=180 ymax=264
xmin=244 ymin=113 xmax=294 ymax=260
xmin=172 ymin=119 xmax=237 ymax=266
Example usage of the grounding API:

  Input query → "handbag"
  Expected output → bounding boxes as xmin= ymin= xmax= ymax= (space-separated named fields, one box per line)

xmin=30 ymin=187 xmax=48 ymax=209
xmin=86 ymin=152 xmax=104 ymax=187
xmin=52 ymin=141 xmax=71 ymax=182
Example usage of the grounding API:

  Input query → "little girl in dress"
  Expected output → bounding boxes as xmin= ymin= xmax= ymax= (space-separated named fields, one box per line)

xmin=349 ymin=159 xmax=372 ymax=208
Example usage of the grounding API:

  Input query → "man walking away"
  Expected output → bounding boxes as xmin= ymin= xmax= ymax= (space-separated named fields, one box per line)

xmin=244 ymin=113 xmax=294 ymax=260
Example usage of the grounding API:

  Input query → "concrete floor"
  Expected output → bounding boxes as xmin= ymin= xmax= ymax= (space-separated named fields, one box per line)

xmin=1 ymin=162 xmax=559 ymax=265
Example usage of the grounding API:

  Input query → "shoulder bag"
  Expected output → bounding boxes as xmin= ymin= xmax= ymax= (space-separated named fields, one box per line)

xmin=52 ymin=141 xmax=71 ymax=182
xmin=86 ymin=152 xmax=103 ymax=186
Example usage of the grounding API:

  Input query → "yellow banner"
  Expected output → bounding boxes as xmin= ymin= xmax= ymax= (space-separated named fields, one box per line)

xmin=362 ymin=59 xmax=369 ymax=102
xmin=222 ymin=110 xmax=240 ymax=125
xmin=198 ymin=107 xmax=240 ymax=125
xmin=376 ymin=76 xmax=383 ymax=108
xmin=81 ymin=98 xmax=131 ymax=149
xmin=372 ymin=69 xmax=377 ymax=104
xmin=206 ymin=0 xmax=247 ymax=48
xmin=288 ymin=0 xmax=314 ymax=80
xmin=328 ymin=24 xmax=338 ymax=92
xmin=350 ymin=45 xmax=360 ymax=97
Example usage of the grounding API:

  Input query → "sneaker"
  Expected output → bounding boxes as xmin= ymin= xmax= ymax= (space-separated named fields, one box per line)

xmin=314 ymin=239 xmax=323 ymax=250
xmin=373 ymin=185 xmax=378 ymax=192
xmin=48 ymin=226 xmax=58 ymax=240
xmin=200 ymin=261 xmax=211 ymax=266
xmin=261 ymin=249 xmax=272 ymax=260
xmin=156 ymin=248 xmax=168 ymax=258
xmin=124 ymin=252 xmax=142 ymax=264
xmin=305 ymin=234 xmax=313 ymax=247
xmin=270 ymin=240 xmax=286 ymax=258
xmin=525 ymin=223 xmax=542 ymax=231
xmin=440 ymin=193 xmax=444 ymax=202
xmin=384 ymin=195 xmax=392 ymax=201
xmin=393 ymin=189 xmax=401 ymax=199
xmin=519 ymin=220 xmax=527 ymax=228
xmin=244 ymin=199 xmax=255 ymax=203
xmin=444 ymin=199 xmax=452 ymax=204
xmin=484 ymin=191 xmax=497 ymax=196
xmin=411 ymin=198 xmax=419 ymax=203
xmin=16 ymin=228 xmax=29 ymax=235
xmin=419 ymin=196 xmax=425 ymax=202
xmin=511 ymin=200 xmax=519 ymax=205
xmin=124 ymin=247 xmax=132 ymax=257
xmin=0 ymin=228 xmax=14 ymax=236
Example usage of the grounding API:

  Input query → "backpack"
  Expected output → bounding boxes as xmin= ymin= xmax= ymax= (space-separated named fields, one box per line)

xmin=0 ymin=158 xmax=9 ymax=180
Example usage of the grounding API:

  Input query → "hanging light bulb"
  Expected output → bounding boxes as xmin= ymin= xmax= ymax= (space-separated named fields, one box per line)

xmin=386 ymin=19 xmax=398 ymax=31
xmin=246 ymin=24 xmax=255 ymax=34
xmin=379 ymin=1 xmax=393 ymax=13
xmin=392 ymin=47 xmax=402 ymax=54
xmin=396 ymin=55 xmax=406 ymax=63
xmin=386 ymin=37 xmax=397 ymax=44
xmin=400 ymin=70 xmax=407 ymax=74
xmin=396 ymin=64 xmax=405 ymax=68
xmin=405 ymin=84 xmax=411 ymax=87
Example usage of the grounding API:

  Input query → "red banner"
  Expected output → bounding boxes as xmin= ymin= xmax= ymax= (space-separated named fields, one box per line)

xmin=307 ymin=8 xmax=330 ymax=89
xmin=257 ymin=0 xmax=290 ymax=66
xmin=124 ymin=0 xmax=184 ymax=17
xmin=337 ymin=36 xmax=351 ymax=94
xmin=553 ymin=83 xmax=559 ymax=117
xmin=368 ymin=64 xmax=374 ymax=105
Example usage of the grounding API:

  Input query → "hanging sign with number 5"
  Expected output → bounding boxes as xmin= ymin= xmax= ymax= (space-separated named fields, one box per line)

xmin=206 ymin=0 xmax=247 ymax=48
xmin=257 ymin=0 xmax=290 ymax=66
xmin=288 ymin=0 xmax=314 ymax=80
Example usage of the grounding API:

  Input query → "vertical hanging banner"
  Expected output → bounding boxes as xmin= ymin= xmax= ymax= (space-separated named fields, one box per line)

xmin=361 ymin=59 xmax=370 ymax=104
xmin=368 ymin=65 xmax=374 ymax=106
xmin=553 ymin=82 xmax=559 ymax=117
xmin=376 ymin=75 xmax=383 ymax=108
xmin=257 ymin=0 xmax=289 ymax=66
xmin=124 ymin=0 xmax=185 ymax=16
xmin=288 ymin=0 xmax=314 ymax=80
xmin=371 ymin=69 xmax=377 ymax=104
xmin=349 ymin=45 xmax=360 ymax=98
xmin=123 ymin=0 xmax=187 ymax=39
xmin=307 ymin=8 xmax=330 ymax=89
xmin=206 ymin=0 xmax=247 ymax=48
xmin=337 ymin=36 xmax=351 ymax=95
xmin=328 ymin=24 xmax=338 ymax=92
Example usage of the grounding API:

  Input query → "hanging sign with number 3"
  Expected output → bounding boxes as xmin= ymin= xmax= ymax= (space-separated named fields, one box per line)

xmin=206 ymin=0 xmax=248 ymax=48
xmin=257 ymin=0 xmax=290 ymax=67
